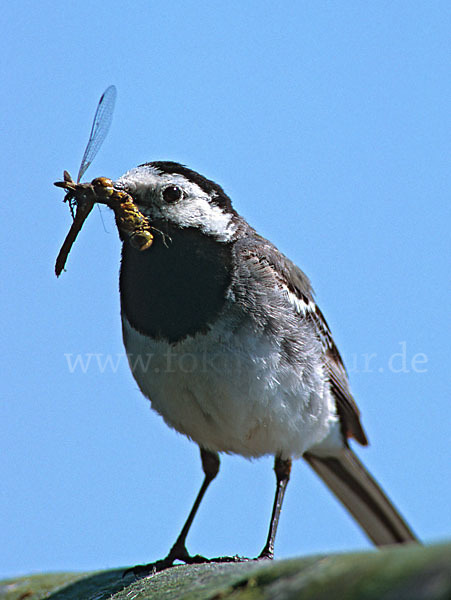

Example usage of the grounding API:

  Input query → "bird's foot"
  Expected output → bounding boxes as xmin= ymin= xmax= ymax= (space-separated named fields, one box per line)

xmin=257 ymin=544 xmax=274 ymax=561
xmin=123 ymin=545 xmax=273 ymax=579
xmin=123 ymin=543 xmax=209 ymax=578
xmin=257 ymin=551 xmax=274 ymax=560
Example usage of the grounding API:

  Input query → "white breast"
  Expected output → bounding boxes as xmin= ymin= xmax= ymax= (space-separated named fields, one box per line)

xmin=122 ymin=306 xmax=339 ymax=459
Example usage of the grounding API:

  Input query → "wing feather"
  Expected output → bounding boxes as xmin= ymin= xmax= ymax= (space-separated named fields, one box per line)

xmin=239 ymin=236 xmax=368 ymax=446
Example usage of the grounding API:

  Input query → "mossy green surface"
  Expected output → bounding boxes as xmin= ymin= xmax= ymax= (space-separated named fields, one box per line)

xmin=1 ymin=542 xmax=450 ymax=600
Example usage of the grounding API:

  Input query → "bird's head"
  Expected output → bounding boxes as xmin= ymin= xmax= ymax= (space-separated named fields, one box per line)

xmin=114 ymin=161 xmax=240 ymax=243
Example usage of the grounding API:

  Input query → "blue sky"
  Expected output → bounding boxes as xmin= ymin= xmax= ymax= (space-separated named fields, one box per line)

xmin=1 ymin=1 xmax=450 ymax=579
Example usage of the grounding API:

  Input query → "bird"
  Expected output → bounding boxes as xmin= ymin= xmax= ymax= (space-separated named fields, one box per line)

xmin=113 ymin=160 xmax=417 ymax=573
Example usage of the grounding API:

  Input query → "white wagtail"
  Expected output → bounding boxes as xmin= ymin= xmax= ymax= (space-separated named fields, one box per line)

xmin=110 ymin=160 xmax=418 ymax=573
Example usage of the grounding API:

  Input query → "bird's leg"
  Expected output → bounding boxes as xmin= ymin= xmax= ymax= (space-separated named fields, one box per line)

xmin=258 ymin=456 xmax=292 ymax=560
xmin=164 ymin=448 xmax=220 ymax=565
xmin=127 ymin=448 xmax=219 ymax=577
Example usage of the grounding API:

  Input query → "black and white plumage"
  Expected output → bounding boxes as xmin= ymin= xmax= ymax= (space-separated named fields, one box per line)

xmin=115 ymin=161 xmax=417 ymax=571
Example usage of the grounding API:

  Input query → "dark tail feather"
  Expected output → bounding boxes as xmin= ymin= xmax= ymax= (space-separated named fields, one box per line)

xmin=304 ymin=448 xmax=418 ymax=546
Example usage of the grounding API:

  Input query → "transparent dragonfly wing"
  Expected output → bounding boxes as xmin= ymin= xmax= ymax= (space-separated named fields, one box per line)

xmin=76 ymin=85 xmax=117 ymax=182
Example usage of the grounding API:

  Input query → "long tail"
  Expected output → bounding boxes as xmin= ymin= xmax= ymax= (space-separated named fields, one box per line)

xmin=303 ymin=448 xmax=418 ymax=546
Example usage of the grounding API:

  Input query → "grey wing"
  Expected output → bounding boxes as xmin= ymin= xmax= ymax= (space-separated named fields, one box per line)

xmin=239 ymin=233 xmax=368 ymax=446
xmin=284 ymin=259 xmax=369 ymax=446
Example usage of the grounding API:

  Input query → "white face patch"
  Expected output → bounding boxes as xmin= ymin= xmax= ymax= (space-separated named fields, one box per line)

xmin=115 ymin=165 xmax=237 ymax=242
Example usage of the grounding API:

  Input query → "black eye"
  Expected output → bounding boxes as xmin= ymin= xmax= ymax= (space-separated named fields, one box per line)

xmin=162 ymin=185 xmax=183 ymax=203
